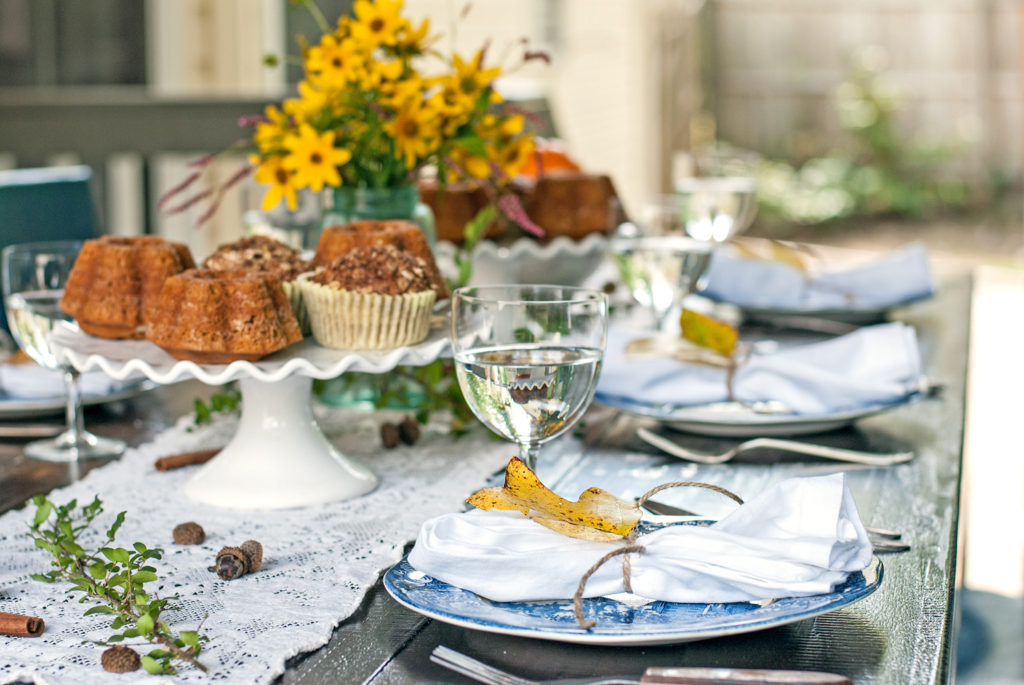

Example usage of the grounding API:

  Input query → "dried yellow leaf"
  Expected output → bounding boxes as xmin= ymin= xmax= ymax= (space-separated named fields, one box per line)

xmin=530 ymin=517 xmax=627 ymax=542
xmin=769 ymin=240 xmax=811 ymax=275
xmin=680 ymin=309 xmax=738 ymax=358
xmin=466 ymin=458 xmax=641 ymax=538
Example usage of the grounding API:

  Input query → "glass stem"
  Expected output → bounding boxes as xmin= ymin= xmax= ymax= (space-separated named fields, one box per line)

xmin=519 ymin=443 xmax=540 ymax=472
xmin=63 ymin=366 xmax=84 ymax=447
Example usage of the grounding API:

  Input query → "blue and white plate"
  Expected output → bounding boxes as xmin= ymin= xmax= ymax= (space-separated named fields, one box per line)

xmin=596 ymin=393 xmax=922 ymax=438
xmin=384 ymin=526 xmax=883 ymax=646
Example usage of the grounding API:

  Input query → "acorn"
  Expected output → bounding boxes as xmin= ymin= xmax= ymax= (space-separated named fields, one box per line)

xmin=397 ymin=417 xmax=420 ymax=445
xmin=380 ymin=422 xmax=400 ymax=449
xmin=101 ymin=645 xmax=141 ymax=673
xmin=239 ymin=539 xmax=263 ymax=573
xmin=172 ymin=521 xmax=205 ymax=545
xmin=214 ymin=540 xmax=263 ymax=580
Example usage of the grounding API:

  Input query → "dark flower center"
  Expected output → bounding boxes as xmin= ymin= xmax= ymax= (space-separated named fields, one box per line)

xmin=275 ymin=168 xmax=289 ymax=184
xmin=402 ymin=120 xmax=419 ymax=137
xmin=370 ymin=18 xmax=385 ymax=32
xmin=311 ymin=152 xmax=323 ymax=164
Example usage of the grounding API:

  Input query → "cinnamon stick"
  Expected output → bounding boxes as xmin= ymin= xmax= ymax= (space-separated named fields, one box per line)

xmin=154 ymin=448 xmax=221 ymax=471
xmin=0 ymin=611 xmax=45 ymax=637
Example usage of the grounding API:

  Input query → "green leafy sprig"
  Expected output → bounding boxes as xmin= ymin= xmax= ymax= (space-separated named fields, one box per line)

xmin=192 ymin=386 xmax=242 ymax=426
xmin=28 ymin=496 xmax=209 ymax=675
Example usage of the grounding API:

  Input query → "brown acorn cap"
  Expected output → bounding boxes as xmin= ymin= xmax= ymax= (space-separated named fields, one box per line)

xmin=215 ymin=546 xmax=249 ymax=579
xmin=239 ymin=540 xmax=263 ymax=573
xmin=173 ymin=521 xmax=206 ymax=545
xmin=101 ymin=644 xmax=141 ymax=673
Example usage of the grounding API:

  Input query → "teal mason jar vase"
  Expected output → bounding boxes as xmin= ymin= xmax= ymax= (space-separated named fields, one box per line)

xmin=319 ymin=184 xmax=437 ymax=247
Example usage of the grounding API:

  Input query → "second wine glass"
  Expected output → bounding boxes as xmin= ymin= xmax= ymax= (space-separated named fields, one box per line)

xmin=2 ymin=240 xmax=125 ymax=462
xmin=451 ymin=285 xmax=608 ymax=471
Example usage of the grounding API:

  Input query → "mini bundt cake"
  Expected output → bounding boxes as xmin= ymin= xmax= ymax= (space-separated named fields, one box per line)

xmin=313 ymin=220 xmax=449 ymax=299
xmin=521 ymin=173 xmax=623 ymax=241
xmin=203 ymin=234 xmax=312 ymax=333
xmin=298 ymin=244 xmax=436 ymax=350
xmin=146 ymin=269 xmax=302 ymax=363
xmin=417 ymin=180 xmax=505 ymax=245
xmin=60 ymin=235 xmax=196 ymax=339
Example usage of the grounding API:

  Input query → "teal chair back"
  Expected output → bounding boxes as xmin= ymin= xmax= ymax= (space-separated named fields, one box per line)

xmin=0 ymin=166 xmax=97 ymax=244
xmin=0 ymin=166 xmax=98 ymax=335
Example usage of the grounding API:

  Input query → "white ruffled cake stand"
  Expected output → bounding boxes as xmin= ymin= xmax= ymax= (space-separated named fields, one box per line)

xmin=51 ymin=323 xmax=448 ymax=510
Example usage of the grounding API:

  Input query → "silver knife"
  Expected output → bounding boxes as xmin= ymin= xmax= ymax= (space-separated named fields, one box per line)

xmin=642 ymin=666 xmax=853 ymax=684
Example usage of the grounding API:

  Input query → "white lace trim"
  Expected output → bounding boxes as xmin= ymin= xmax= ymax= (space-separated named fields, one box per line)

xmin=0 ymin=409 xmax=510 ymax=684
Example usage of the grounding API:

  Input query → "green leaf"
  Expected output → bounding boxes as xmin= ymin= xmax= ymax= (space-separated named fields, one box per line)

xmin=513 ymin=327 xmax=536 ymax=344
xmin=88 ymin=563 xmax=107 ymax=580
xmin=111 ymin=616 xmax=125 ymax=629
xmin=83 ymin=605 xmax=115 ymax=616
xmin=136 ymin=613 xmax=155 ymax=635
xmin=133 ymin=570 xmax=158 ymax=584
xmin=101 ymin=547 xmax=131 ymax=565
xmin=123 ymin=628 xmax=140 ymax=638
xmin=30 ymin=573 xmax=55 ymax=583
xmin=132 ymin=542 xmax=148 ymax=554
xmin=180 ymin=630 xmax=200 ymax=649
xmin=107 ymin=511 xmax=126 ymax=540
xmin=140 ymin=655 xmax=164 ymax=675
xmin=33 ymin=501 xmax=53 ymax=527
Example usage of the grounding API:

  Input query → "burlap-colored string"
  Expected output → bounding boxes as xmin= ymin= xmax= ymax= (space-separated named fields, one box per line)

xmin=572 ymin=481 xmax=745 ymax=629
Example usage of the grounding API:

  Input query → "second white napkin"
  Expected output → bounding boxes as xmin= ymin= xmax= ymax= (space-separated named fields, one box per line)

xmin=596 ymin=321 xmax=922 ymax=415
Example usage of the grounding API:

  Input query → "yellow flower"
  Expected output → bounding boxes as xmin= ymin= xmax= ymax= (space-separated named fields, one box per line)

xmin=283 ymin=124 xmax=352 ymax=191
xmin=254 ymin=105 xmax=289 ymax=154
xmin=450 ymin=147 xmax=491 ymax=179
xmin=254 ymin=156 xmax=300 ymax=211
xmin=386 ymin=99 xmax=436 ymax=169
xmin=306 ymin=34 xmax=362 ymax=88
xmin=283 ymin=81 xmax=330 ymax=124
xmin=395 ymin=17 xmax=431 ymax=54
xmin=489 ymin=135 xmax=535 ymax=177
xmin=452 ymin=49 xmax=502 ymax=97
xmin=360 ymin=56 xmax=405 ymax=91
xmin=351 ymin=0 xmax=403 ymax=49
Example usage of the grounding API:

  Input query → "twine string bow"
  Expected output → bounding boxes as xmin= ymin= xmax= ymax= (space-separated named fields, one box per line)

xmin=572 ymin=481 xmax=745 ymax=629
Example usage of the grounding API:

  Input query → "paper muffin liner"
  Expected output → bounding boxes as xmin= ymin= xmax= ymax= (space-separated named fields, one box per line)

xmin=281 ymin=279 xmax=311 ymax=336
xmin=297 ymin=275 xmax=435 ymax=350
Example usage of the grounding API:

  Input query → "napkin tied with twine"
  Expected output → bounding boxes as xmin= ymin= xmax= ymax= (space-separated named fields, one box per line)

xmin=701 ymin=241 xmax=934 ymax=311
xmin=409 ymin=473 xmax=873 ymax=605
xmin=596 ymin=322 xmax=922 ymax=415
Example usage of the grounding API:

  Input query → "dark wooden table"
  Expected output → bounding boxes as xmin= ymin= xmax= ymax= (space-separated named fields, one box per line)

xmin=0 ymin=273 xmax=970 ymax=685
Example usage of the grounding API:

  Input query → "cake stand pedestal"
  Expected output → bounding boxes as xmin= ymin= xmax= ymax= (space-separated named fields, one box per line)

xmin=51 ymin=325 xmax=449 ymax=510
xmin=181 ymin=375 xmax=377 ymax=508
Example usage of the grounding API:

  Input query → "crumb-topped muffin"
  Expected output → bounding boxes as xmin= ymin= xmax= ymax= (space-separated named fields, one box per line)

xmin=313 ymin=220 xmax=449 ymax=300
xmin=298 ymin=244 xmax=436 ymax=350
xmin=203 ymin=235 xmax=312 ymax=334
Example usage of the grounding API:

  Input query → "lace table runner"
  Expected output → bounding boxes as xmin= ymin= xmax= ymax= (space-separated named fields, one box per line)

xmin=0 ymin=409 xmax=511 ymax=684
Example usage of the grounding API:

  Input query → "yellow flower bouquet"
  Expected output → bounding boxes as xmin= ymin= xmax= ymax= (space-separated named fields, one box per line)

xmin=163 ymin=0 xmax=541 ymax=234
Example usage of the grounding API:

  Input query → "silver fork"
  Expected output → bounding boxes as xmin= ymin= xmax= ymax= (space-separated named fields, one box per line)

xmin=639 ymin=500 xmax=910 ymax=553
xmin=430 ymin=645 xmax=855 ymax=684
xmin=431 ymin=646 xmax=639 ymax=685
xmin=637 ymin=427 xmax=914 ymax=466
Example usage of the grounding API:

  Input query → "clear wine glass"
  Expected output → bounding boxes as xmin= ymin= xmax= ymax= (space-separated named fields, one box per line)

xmin=612 ymin=197 xmax=715 ymax=331
xmin=2 ymin=240 xmax=125 ymax=462
xmin=451 ymin=285 xmax=608 ymax=471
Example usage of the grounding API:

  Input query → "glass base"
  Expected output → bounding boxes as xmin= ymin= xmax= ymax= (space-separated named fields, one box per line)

xmin=24 ymin=430 xmax=125 ymax=462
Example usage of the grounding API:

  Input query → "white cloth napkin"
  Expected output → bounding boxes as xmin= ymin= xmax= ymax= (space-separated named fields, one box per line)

xmin=700 ymin=242 xmax=934 ymax=311
xmin=409 ymin=472 xmax=873 ymax=603
xmin=0 ymin=362 xmax=126 ymax=399
xmin=595 ymin=321 xmax=922 ymax=415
